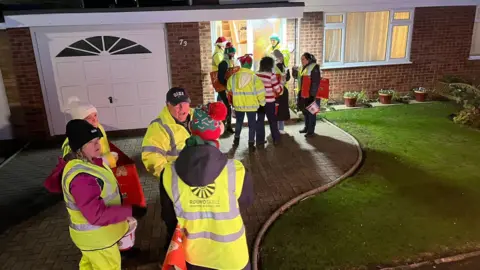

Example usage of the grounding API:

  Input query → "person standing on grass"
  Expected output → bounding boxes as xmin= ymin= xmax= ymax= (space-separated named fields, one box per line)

xmin=294 ymin=52 xmax=321 ymax=137
xmin=160 ymin=102 xmax=254 ymax=270
xmin=273 ymin=49 xmax=291 ymax=135
xmin=256 ymin=56 xmax=282 ymax=146
xmin=227 ymin=54 xmax=266 ymax=151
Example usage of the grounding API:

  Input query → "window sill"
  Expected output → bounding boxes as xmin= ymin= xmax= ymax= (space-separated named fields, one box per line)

xmin=468 ymin=56 xmax=480 ymax=60
xmin=321 ymin=60 xmax=413 ymax=70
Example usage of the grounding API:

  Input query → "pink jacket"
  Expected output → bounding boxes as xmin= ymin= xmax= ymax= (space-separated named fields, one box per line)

xmin=45 ymin=157 xmax=132 ymax=226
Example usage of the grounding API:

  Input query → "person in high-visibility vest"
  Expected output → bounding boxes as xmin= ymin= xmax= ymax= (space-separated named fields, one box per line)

xmin=273 ymin=49 xmax=291 ymax=135
xmin=217 ymin=42 xmax=237 ymax=134
xmin=264 ymin=33 xmax=290 ymax=67
xmin=227 ymin=54 xmax=266 ymax=151
xmin=160 ymin=101 xmax=254 ymax=270
xmin=62 ymin=97 xmax=117 ymax=168
xmin=294 ymin=52 xmax=321 ymax=137
xmin=212 ymin=36 xmax=228 ymax=72
xmin=142 ymin=87 xmax=194 ymax=179
xmin=61 ymin=119 xmax=147 ymax=270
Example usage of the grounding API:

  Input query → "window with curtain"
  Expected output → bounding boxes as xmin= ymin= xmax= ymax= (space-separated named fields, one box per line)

xmin=323 ymin=10 xmax=413 ymax=68
xmin=470 ymin=6 xmax=480 ymax=59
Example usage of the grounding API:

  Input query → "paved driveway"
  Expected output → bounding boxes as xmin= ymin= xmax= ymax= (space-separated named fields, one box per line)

xmin=0 ymin=121 xmax=359 ymax=269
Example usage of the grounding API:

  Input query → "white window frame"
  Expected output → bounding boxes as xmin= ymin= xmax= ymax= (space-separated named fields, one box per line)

xmin=469 ymin=6 xmax=480 ymax=60
xmin=322 ymin=9 xmax=414 ymax=69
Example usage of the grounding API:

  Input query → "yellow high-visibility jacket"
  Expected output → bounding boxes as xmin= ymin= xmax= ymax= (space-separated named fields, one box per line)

xmin=227 ymin=68 xmax=266 ymax=112
xmin=141 ymin=107 xmax=194 ymax=178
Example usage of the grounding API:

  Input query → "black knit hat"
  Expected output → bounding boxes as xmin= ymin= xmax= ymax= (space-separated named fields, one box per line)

xmin=66 ymin=119 xmax=103 ymax=152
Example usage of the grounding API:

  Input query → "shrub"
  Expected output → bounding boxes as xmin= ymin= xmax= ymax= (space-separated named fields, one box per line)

xmin=435 ymin=75 xmax=480 ymax=128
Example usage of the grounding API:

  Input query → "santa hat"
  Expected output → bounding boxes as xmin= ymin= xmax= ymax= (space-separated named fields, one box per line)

xmin=215 ymin=37 xmax=228 ymax=46
xmin=189 ymin=102 xmax=227 ymax=148
xmin=238 ymin=54 xmax=253 ymax=69
xmin=66 ymin=96 xmax=97 ymax=120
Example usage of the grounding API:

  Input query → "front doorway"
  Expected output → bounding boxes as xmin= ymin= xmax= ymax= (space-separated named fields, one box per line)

xmin=210 ymin=19 xmax=288 ymax=70
xmin=210 ymin=19 xmax=289 ymax=100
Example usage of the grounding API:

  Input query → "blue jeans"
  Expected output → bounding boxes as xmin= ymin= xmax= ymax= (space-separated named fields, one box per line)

xmin=235 ymin=111 xmax=257 ymax=143
xmin=278 ymin=121 xmax=285 ymax=131
xmin=303 ymin=99 xmax=321 ymax=134
xmin=256 ymin=102 xmax=280 ymax=143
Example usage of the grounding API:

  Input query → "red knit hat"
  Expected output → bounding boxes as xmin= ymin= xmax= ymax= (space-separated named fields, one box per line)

xmin=190 ymin=102 xmax=227 ymax=147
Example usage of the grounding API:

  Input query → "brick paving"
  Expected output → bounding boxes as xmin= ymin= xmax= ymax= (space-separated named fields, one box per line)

xmin=0 ymin=121 xmax=359 ymax=270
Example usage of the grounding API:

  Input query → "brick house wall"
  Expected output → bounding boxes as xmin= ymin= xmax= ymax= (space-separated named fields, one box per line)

xmin=166 ymin=23 xmax=204 ymax=106
xmin=2 ymin=28 xmax=48 ymax=139
xmin=0 ymin=30 xmax=25 ymax=139
xmin=316 ymin=6 xmax=480 ymax=100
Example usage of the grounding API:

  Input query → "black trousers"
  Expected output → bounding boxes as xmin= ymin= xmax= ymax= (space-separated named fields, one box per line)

xmin=217 ymin=90 xmax=232 ymax=128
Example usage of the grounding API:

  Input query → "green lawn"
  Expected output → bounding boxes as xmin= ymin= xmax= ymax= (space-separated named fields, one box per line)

xmin=261 ymin=103 xmax=480 ymax=270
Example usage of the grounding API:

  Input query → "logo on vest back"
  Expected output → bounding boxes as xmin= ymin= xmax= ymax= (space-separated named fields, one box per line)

xmin=190 ymin=184 xmax=216 ymax=199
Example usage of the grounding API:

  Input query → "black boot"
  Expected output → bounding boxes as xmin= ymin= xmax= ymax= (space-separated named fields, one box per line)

xmin=248 ymin=142 xmax=256 ymax=152
xmin=299 ymin=128 xmax=307 ymax=134
xmin=233 ymin=137 xmax=240 ymax=146
xmin=226 ymin=125 xmax=235 ymax=134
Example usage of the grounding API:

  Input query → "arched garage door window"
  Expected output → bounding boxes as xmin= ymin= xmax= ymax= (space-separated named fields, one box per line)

xmin=56 ymin=36 xmax=152 ymax=57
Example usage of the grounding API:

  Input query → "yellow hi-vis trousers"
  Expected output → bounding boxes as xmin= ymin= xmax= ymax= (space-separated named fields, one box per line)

xmin=79 ymin=244 xmax=121 ymax=270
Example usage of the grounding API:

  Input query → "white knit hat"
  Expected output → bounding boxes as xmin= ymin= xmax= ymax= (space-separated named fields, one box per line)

xmin=66 ymin=96 xmax=97 ymax=120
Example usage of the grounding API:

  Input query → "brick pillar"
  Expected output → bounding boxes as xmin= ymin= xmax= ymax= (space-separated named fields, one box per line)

xmin=199 ymin=22 xmax=215 ymax=103
xmin=166 ymin=23 xmax=204 ymax=106
xmin=7 ymin=28 xmax=49 ymax=139
xmin=299 ymin=12 xmax=323 ymax=63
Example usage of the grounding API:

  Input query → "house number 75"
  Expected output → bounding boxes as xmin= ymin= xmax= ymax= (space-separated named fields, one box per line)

xmin=179 ymin=39 xmax=188 ymax=46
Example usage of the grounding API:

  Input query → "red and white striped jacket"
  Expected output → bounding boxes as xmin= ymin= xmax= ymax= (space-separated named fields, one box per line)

xmin=255 ymin=72 xmax=281 ymax=103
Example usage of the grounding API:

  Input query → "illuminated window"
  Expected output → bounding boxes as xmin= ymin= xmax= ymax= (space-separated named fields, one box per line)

xmin=470 ymin=7 xmax=480 ymax=59
xmin=323 ymin=9 xmax=413 ymax=68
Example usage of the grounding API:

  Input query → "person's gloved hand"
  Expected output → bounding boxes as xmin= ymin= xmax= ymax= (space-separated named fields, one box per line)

xmin=131 ymin=205 xmax=147 ymax=219
xmin=292 ymin=66 xmax=299 ymax=78
xmin=257 ymin=106 xmax=265 ymax=114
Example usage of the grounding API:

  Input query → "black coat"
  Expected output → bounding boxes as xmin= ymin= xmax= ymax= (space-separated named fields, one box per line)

xmin=276 ymin=63 xmax=291 ymax=121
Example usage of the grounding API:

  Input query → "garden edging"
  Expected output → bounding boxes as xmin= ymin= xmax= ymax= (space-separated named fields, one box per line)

xmin=252 ymin=118 xmax=364 ymax=270
xmin=380 ymin=250 xmax=480 ymax=270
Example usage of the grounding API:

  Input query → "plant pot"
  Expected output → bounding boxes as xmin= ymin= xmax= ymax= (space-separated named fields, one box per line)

xmin=344 ymin=97 xmax=357 ymax=107
xmin=414 ymin=91 xmax=427 ymax=102
xmin=379 ymin=94 xmax=392 ymax=104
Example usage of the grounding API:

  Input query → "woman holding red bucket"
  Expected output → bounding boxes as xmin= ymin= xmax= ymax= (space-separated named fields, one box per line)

xmin=255 ymin=56 xmax=282 ymax=146
xmin=45 ymin=119 xmax=147 ymax=269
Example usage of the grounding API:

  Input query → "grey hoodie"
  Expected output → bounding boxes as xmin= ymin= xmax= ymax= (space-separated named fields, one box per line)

xmin=159 ymin=143 xmax=254 ymax=261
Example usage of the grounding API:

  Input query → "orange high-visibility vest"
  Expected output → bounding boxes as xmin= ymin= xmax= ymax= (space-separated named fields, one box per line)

xmin=298 ymin=63 xmax=329 ymax=99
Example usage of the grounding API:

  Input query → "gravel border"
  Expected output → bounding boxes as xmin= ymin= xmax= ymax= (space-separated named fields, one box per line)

xmin=252 ymin=118 xmax=364 ymax=270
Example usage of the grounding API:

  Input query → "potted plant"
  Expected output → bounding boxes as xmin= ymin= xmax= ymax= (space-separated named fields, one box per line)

xmin=378 ymin=89 xmax=395 ymax=104
xmin=343 ymin=91 xmax=359 ymax=107
xmin=413 ymin=87 xmax=428 ymax=102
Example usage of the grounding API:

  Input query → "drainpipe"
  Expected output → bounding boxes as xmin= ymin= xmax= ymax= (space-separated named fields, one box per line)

xmin=294 ymin=17 xmax=301 ymax=66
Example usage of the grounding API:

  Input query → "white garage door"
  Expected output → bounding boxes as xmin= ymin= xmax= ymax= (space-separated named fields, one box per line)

xmin=33 ymin=24 xmax=170 ymax=135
